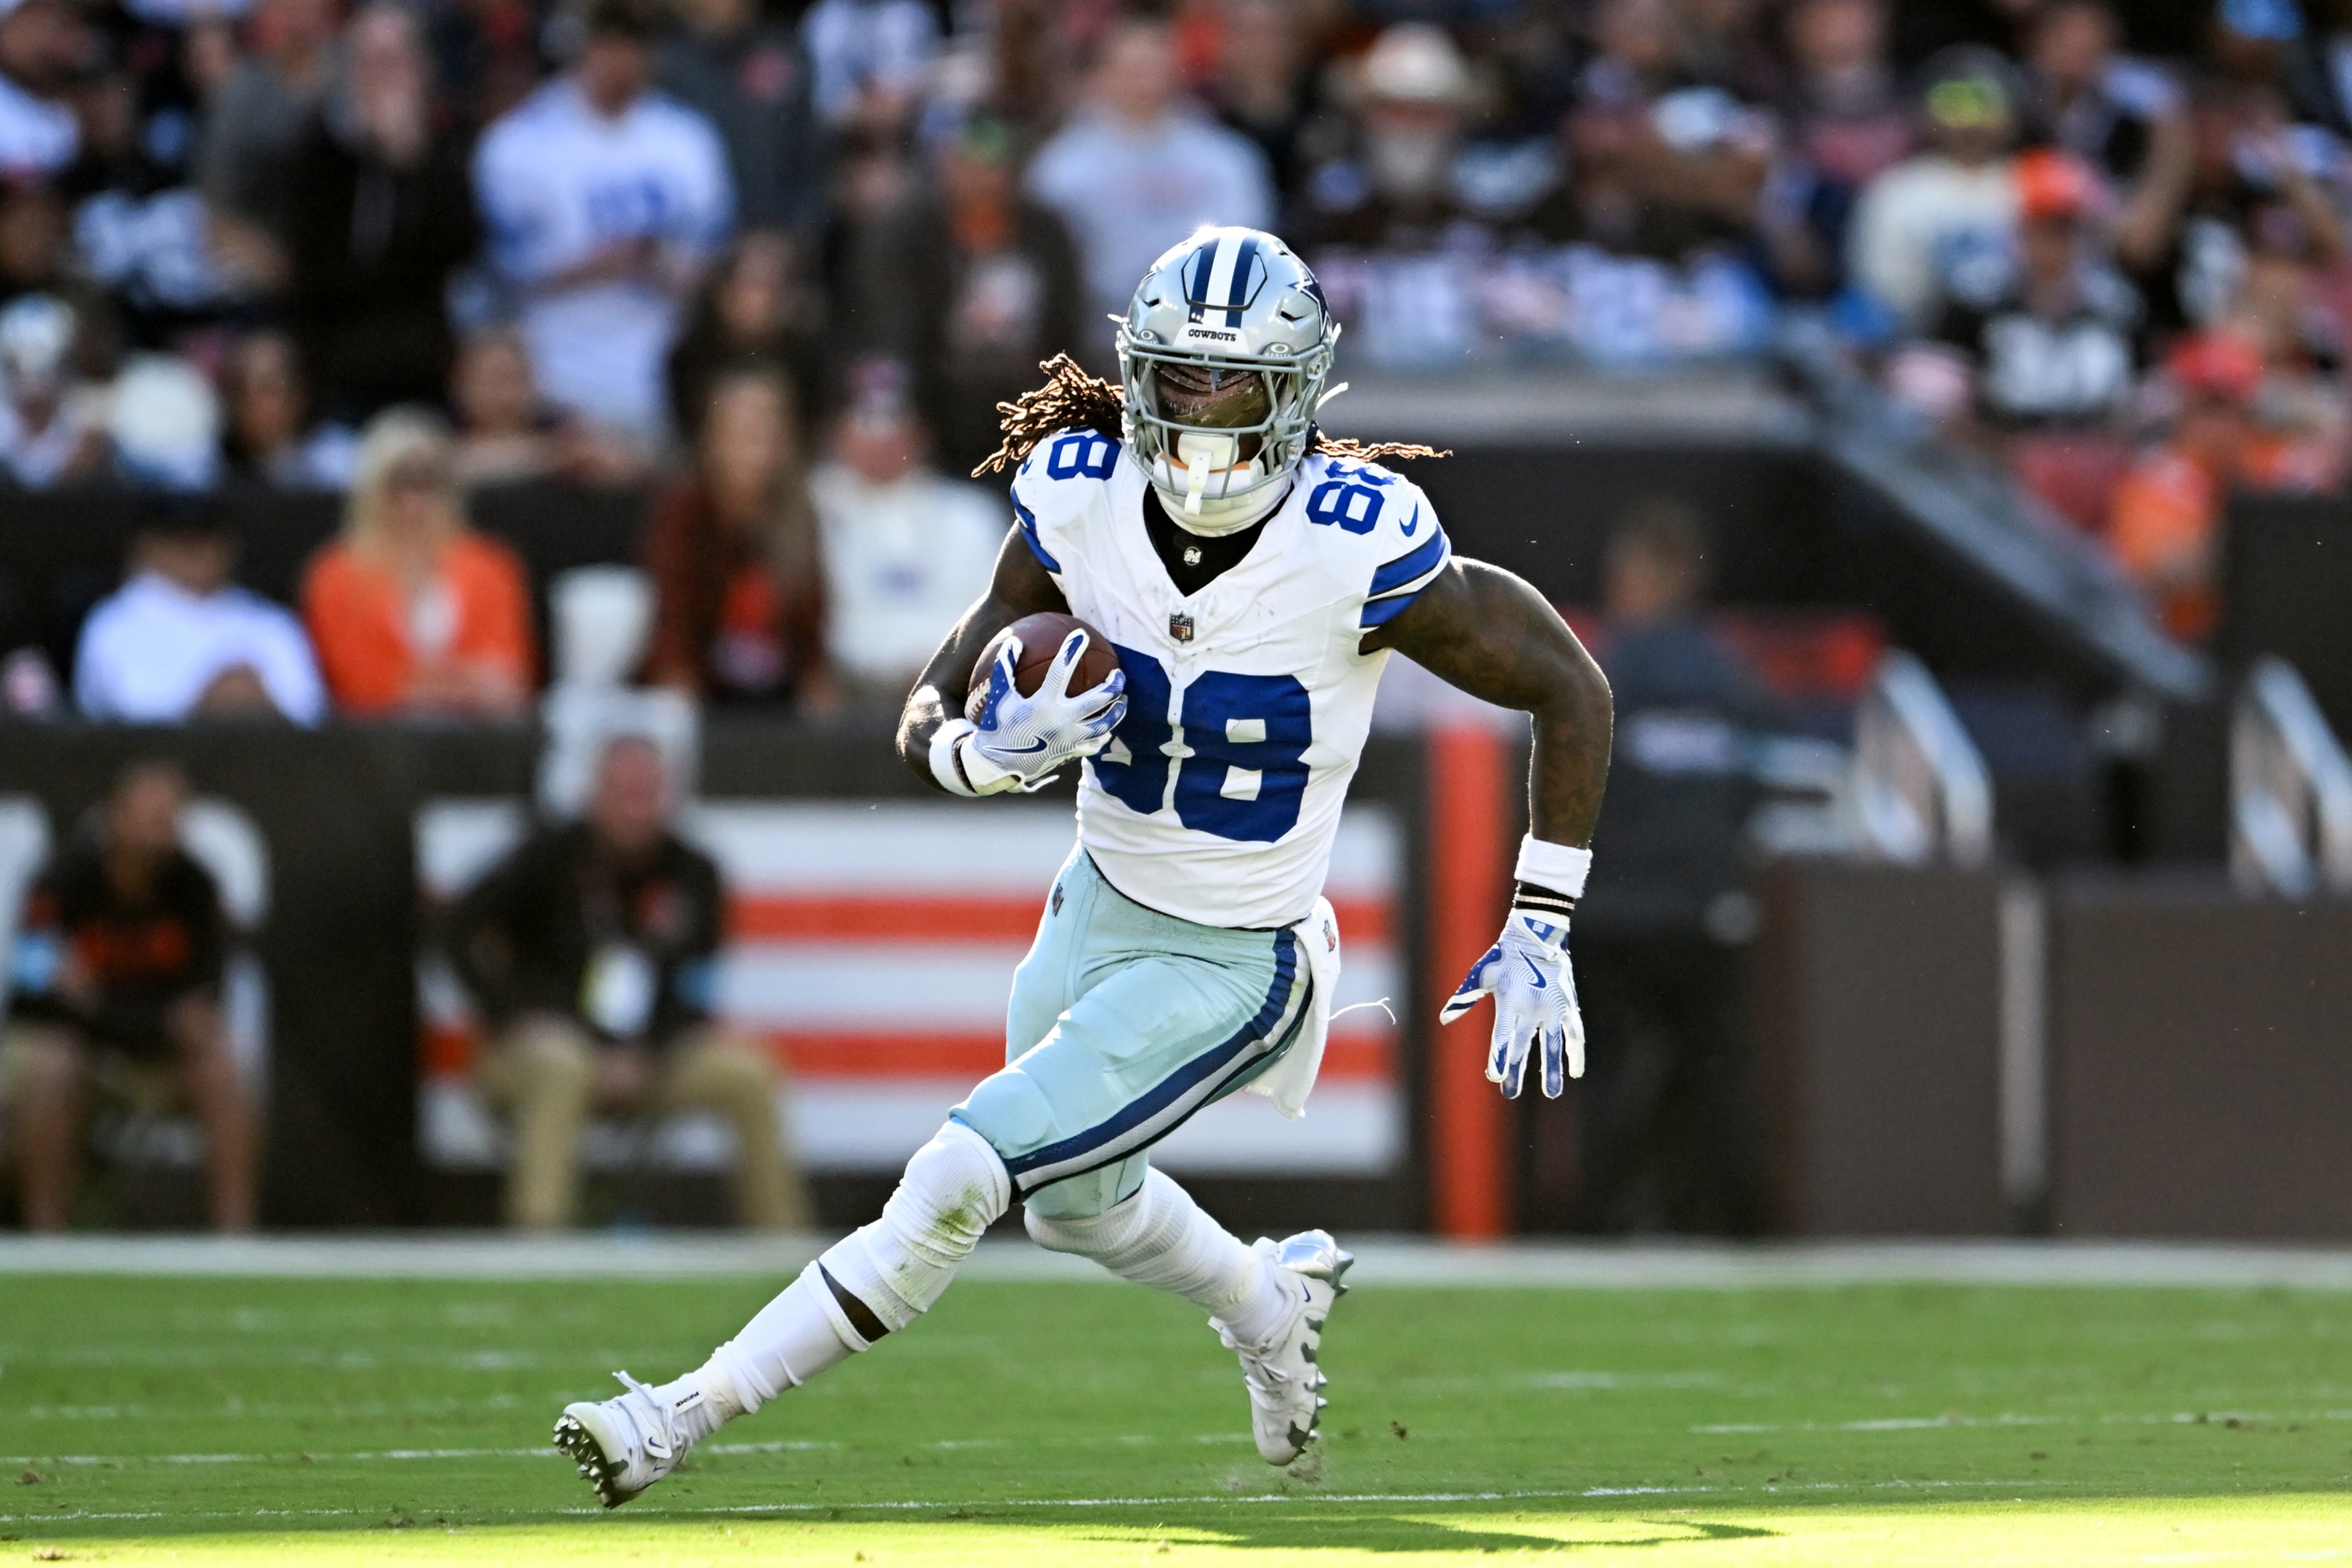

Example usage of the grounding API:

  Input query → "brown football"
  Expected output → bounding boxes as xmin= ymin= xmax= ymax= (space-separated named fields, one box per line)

xmin=965 ymin=611 xmax=1122 ymax=721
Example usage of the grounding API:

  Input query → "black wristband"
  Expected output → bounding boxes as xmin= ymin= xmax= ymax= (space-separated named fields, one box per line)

xmin=1511 ymin=881 xmax=1577 ymax=920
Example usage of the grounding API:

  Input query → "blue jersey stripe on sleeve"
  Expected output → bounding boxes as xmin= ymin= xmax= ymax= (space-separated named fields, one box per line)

xmin=1368 ymin=526 xmax=1448 ymax=597
xmin=1013 ymin=494 xmax=1062 ymax=573
xmin=1359 ymin=588 xmax=1423 ymax=629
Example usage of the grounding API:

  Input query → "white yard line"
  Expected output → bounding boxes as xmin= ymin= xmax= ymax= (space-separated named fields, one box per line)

xmin=8 ymin=1235 xmax=2352 ymax=1289
xmin=19 ymin=1405 xmax=2345 ymax=1474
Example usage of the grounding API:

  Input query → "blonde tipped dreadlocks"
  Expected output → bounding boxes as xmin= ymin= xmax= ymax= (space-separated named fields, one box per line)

xmin=972 ymin=354 xmax=1449 ymax=480
xmin=1311 ymin=433 xmax=1453 ymax=464
xmin=971 ymin=354 xmax=1124 ymax=477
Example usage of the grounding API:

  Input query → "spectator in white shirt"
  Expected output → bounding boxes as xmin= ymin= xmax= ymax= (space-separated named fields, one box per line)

xmin=0 ymin=0 xmax=78 ymax=180
xmin=1026 ymin=15 xmax=1275 ymax=331
xmin=1848 ymin=46 xmax=2024 ymax=330
xmin=74 ymin=505 xmax=327 ymax=724
xmin=473 ymin=0 xmax=734 ymax=439
xmin=809 ymin=362 xmax=1004 ymax=697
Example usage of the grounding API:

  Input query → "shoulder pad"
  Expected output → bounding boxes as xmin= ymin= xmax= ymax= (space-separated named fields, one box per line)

xmin=1299 ymin=453 xmax=1424 ymax=544
xmin=1017 ymin=428 xmax=1122 ymax=488
xmin=1295 ymin=453 xmax=1451 ymax=629
xmin=1010 ymin=429 xmax=1122 ymax=576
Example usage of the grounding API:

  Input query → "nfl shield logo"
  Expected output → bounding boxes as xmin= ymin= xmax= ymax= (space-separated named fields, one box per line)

xmin=1169 ymin=613 xmax=1195 ymax=643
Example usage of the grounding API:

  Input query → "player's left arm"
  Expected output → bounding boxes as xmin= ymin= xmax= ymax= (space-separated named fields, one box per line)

xmin=1364 ymin=558 xmax=1612 ymax=845
xmin=1366 ymin=557 xmax=1614 ymax=1099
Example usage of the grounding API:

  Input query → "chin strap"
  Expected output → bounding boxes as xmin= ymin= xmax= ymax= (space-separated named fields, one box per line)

xmin=1155 ymin=428 xmax=1291 ymax=536
xmin=1152 ymin=467 xmax=1291 ymax=538
xmin=1182 ymin=444 xmax=1216 ymax=515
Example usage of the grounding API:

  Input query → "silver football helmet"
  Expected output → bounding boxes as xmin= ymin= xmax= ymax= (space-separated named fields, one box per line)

xmin=1116 ymin=227 xmax=1339 ymax=533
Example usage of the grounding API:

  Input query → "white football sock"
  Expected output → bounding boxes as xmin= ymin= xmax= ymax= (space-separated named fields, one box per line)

xmin=663 ymin=1264 xmax=859 ymax=1435
xmin=1025 ymin=1168 xmax=1290 ymax=1345
xmin=662 ymin=1122 xmax=1010 ymax=1434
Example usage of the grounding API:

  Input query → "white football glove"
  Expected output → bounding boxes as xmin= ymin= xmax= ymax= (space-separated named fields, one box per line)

xmin=941 ymin=629 xmax=1127 ymax=796
xmin=1440 ymin=907 xmax=1585 ymax=1100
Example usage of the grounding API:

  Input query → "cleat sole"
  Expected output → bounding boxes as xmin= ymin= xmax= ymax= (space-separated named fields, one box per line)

xmin=552 ymin=1412 xmax=627 ymax=1508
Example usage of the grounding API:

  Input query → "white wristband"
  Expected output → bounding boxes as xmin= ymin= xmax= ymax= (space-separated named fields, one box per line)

xmin=1514 ymin=836 xmax=1592 ymax=899
xmin=928 ymin=718 xmax=1024 ymax=796
xmin=929 ymin=719 xmax=981 ymax=796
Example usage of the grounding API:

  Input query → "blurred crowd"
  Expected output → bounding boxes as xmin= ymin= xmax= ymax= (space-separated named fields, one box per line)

xmin=0 ymin=0 xmax=2341 ymax=721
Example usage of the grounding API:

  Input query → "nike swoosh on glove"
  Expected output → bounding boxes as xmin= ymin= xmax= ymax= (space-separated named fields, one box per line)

xmin=965 ymin=629 xmax=1128 ymax=792
xmin=1438 ymin=911 xmax=1585 ymax=1099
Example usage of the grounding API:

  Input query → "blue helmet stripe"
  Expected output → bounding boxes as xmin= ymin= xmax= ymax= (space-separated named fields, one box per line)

xmin=1185 ymin=241 xmax=1217 ymax=323
xmin=1223 ymin=234 xmax=1258 ymax=327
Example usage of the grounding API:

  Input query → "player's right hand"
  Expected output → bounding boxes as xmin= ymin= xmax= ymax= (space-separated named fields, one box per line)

xmin=962 ymin=631 xmax=1128 ymax=793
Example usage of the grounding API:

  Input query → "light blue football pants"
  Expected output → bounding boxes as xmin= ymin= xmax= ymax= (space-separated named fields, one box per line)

xmin=952 ymin=849 xmax=1312 ymax=1220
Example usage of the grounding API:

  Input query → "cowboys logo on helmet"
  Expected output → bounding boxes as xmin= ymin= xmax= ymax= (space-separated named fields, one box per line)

xmin=1116 ymin=226 xmax=1339 ymax=533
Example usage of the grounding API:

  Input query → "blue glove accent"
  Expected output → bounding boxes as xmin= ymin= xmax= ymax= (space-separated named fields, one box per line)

xmin=968 ymin=630 xmax=1128 ymax=789
xmin=1438 ymin=910 xmax=1585 ymax=1099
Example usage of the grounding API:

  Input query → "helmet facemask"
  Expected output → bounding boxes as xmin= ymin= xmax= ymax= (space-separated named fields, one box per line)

xmin=1122 ymin=343 xmax=1325 ymax=532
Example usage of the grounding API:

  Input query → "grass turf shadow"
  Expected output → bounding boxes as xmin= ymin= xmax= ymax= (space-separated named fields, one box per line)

xmin=1052 ymin=1508 xmax=1781 ymax=1554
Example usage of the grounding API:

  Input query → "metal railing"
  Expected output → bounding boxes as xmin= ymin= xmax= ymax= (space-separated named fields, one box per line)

xmin=1850 ymin=650 xmax=1995 ymax=868
xmin=2229 ymin=656 xmax=2352 ymax=898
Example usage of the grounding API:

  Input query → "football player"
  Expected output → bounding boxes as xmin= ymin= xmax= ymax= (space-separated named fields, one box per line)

xmin=555 ymin=228 xmax=1614 ymax=1504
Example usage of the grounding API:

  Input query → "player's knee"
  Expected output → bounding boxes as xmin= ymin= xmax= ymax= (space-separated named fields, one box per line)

xmin=879 ymin=1119 xmax=1010 ymax=1259
xmin=823 ymin=1120 xmax=1009 ymax=1335
xmin=1024 ymin=1184 xmax=1148 ymax=1257
xmin=953 ymin=1064 xmax=1055 ymax=1156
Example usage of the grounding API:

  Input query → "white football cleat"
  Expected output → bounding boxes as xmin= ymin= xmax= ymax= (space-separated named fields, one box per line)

xmin=552 ymin=1371 xmax=695 ymax=1507
xmin=1212 ymin=1229 xmax=1353 ymax=1466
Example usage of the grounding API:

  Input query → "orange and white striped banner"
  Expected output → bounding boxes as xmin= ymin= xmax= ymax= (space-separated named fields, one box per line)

xmin=418 ymin=800 xmax=1405 ymax=1175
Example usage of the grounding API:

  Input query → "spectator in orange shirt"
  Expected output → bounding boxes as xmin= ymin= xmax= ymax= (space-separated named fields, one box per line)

xmin=301 ymin=409 xmax=538 ymax=716
xmin=2106 ymin=332 xmax=2261 ymax=642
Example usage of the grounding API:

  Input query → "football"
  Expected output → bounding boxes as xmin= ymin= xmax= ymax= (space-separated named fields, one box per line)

xmin=965 ymin=611 xmax=1122 ymax=720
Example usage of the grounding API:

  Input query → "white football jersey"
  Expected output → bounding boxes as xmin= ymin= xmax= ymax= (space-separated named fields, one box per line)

xmin=1011 ymin=430 xmax=1450 ymax=928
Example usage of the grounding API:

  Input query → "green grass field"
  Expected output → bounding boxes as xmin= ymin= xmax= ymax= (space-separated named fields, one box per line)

xmin=4 ymin=1265 xmax=2350 ymax=1564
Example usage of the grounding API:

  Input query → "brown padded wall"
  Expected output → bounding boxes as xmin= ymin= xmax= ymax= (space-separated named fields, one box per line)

xmin=1754 ymin=863 xmax=2007 ymax=1235
xmin=2049 ymin=879 xmax=2352 ymax=1238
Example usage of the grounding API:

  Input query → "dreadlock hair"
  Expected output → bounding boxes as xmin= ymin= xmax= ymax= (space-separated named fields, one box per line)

xmin=971 ymin=354 xmax=1450 ymax=478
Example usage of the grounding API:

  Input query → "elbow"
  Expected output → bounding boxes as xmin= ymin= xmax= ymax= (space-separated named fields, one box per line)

xmin=1571 ymin=658 xmax=1609 ymax=738
xmin=1533 ymin=650 xmax=1612 ymax=741
xmin=1561 ymin=650 xmax=1614 ymax=733
xmin=897 ymin=687 xmax=947 ymax=785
